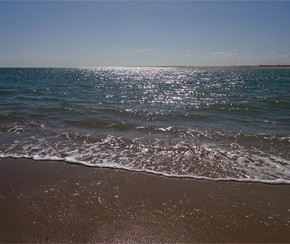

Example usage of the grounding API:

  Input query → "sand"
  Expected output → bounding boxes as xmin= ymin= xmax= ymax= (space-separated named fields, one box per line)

xmin=0 ymin=158 xmax=290 ymax=243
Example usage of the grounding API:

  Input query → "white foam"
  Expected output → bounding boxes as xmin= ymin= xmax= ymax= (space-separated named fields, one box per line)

xmin=33 ymin=155 xmax=63 ymax=161
xmin=1 ymin=154 xmax=290 ymax=185
xmin=1 ymin=131 xmax=290 ymax=185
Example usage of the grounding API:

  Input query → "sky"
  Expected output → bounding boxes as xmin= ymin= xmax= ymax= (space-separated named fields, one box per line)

xmin=0 ymin=1 xmax=290 ymax=67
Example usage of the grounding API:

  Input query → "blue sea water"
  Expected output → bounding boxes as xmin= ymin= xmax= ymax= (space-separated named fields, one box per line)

xmin=0 ymin=67 xmax=289 ymax=184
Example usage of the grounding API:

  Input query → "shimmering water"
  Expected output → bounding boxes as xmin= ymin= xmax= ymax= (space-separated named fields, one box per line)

xmin=0 ymin=67 xmax=289 ymax=184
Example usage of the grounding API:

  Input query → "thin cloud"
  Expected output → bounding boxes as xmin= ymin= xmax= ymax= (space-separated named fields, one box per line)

xmin=266 ymin=51 xmax=290 ymax=59
xmin=211 ymin=51 xmax=240 ymax=59
xmin=136 ymin=48 xmax=156 ymax=52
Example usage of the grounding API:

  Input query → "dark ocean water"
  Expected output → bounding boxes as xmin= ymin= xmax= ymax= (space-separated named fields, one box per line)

xmin=0 ymin=67 xmax=289 ymax=184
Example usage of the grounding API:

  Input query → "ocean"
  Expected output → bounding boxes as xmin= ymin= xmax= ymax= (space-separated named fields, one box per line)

xmin=0 ymin=67 xmax=289 ymax=184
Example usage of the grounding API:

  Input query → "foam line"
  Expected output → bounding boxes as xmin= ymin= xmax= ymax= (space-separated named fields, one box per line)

xmin=1 ymin=154 xmax=290 ymax=185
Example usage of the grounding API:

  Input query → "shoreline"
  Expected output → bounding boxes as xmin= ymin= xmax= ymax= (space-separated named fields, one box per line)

xmin=2 ymin=156 xmax=290 ymax=186
xmin=167 ymin=65 xmax=290 ymax=70
xmin=1 ymin=158 xmax=290 ymax=242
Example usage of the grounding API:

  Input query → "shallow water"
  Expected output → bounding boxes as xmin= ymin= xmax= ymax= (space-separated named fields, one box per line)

xmin=0 ymin=67 xmax=289 ymax=183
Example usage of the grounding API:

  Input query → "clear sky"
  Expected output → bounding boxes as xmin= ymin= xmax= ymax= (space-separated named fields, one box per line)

xmin=1 ymin=1 xmax=290 ymax=67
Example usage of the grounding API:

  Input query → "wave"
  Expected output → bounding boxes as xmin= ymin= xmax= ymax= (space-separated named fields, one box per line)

xmin=1 ymin=130 xmax=289 ymax=185
xmin=1 ymin=154 xmax=290 ymax=185
xmin=1 ymin=68 xmax=290 ymax=185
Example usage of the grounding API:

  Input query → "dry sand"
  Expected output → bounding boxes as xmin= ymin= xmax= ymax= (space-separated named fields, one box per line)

xmin=0 ymin=158 xmax=290 ymax=243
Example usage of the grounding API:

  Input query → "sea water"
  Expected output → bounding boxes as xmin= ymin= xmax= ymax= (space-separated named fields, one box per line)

xmin=0 ymin=67 xmax=289 ymax=184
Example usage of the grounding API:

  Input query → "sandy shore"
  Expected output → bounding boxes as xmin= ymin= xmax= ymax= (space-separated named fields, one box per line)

xmin=0 ymin=158 xmax=290 ymax=243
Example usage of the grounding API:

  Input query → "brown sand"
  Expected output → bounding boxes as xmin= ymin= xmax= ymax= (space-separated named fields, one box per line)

xmin=0 ymin=158 xmax=290 ymax=243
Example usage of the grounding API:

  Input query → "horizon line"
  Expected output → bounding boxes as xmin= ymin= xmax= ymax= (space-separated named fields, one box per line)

xmin=1 ymin=64 xmax=290 ymax=69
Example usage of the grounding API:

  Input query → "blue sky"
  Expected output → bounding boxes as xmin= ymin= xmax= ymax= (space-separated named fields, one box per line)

xmin=1 ymin=1 xmax=290 ymax=67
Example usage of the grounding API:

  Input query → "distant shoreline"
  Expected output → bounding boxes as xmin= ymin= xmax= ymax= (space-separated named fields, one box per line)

xmin=157 ymin=65 xmax=290 ymax=70
xmin=212 ymin=65 xmax=290 ymax=70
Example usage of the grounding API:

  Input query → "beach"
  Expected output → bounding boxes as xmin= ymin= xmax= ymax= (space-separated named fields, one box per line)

xmin=1 ymin=0 xmax=290 ymax=242
xmin=1 ymin=158 xmax=289 ymax=243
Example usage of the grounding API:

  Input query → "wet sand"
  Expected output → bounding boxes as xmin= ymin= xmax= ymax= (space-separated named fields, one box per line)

xmin=0 ymin=158 xmax=290 ymax=243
